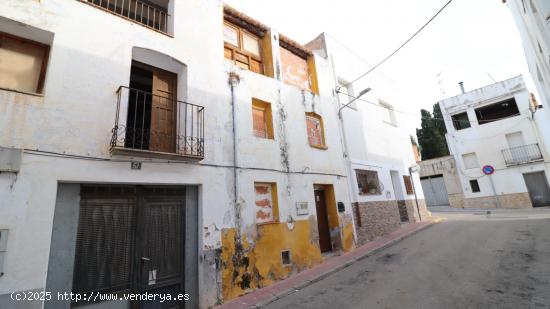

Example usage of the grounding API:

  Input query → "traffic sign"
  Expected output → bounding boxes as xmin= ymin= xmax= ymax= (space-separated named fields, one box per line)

xmin=482 ymin=165 xmax=495 ymax=175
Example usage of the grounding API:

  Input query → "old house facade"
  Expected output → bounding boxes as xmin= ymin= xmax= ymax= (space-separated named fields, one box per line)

xmin=0 ymin=1 xmax=428 ymax=308
xmin=439 ymin=76 xmax=550 ymax=209
xmin=0 ymin=1 xmax=357 ymax=308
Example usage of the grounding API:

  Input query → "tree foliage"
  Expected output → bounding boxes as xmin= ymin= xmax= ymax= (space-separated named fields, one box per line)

xmin=416 ymin=103 xmax=449 ymax=160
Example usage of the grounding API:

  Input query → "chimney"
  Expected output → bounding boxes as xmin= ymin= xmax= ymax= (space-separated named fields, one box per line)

xmin=459 ymin=81 xmax=465 ymax=94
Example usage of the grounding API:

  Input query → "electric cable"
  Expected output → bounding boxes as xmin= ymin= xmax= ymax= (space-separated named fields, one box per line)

xmin=345 ymin=0 xmax=455 ymax=87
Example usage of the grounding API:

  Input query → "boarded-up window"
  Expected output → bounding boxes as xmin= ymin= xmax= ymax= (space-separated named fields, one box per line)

xmin=306 ymin=113 xmax=326 ymax=148
xmin=0 ymin=33 xmax=49 ymax=93
xmin=223 ymin=21 xmax=263 ymax=74
xmin=254 ymin=183 xmax=278 ymax=224
xmin=403 ymin=176 xmax=414 ymax=195
xmin=356 ymin=170 xmax=382 ymax=195
xmin=462 ymin=153 xmax=479 ymax=169
xmin=252 ymin=99 xmax=273 ymax=139
xmin=280 ymin=46 xmax=310 ymax=91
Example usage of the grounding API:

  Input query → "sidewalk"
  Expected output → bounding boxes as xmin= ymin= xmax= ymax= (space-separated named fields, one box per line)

xmin=216 ymin=219 xmax=440 ymax=309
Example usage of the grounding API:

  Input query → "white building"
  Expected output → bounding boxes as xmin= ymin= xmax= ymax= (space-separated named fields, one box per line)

xmin=439 ymin=75 xmax=550 ymax=209
xmin=307 ymin=33 xmax=429 ymax=244
xmin=419 ymin=156 xmax=464 ymax=209
xmin=505 ymin=0 xmax=550 ymax=156
xmin=0 ymin=1 xmax=357 ymax=308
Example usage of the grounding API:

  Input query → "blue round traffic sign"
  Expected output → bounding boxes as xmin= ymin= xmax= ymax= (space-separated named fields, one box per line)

xmin=482 ymin=165 xmax=495 ymax=175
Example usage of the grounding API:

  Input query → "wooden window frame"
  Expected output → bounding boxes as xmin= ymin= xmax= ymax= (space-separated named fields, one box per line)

xmin=403 ymin=175 xmax=414 ymax=195
xmin=305 ymin=112 xmax=327 ymax=149
xmin=223 ymin=21 xmax=264 ymax=75
xmin=252 ymin=98 xmax=274 ymax=139
xmin=0 ymin=31 xmax=50 ymax=94
xmin=254 ymin=182 xmax=279 ymax=225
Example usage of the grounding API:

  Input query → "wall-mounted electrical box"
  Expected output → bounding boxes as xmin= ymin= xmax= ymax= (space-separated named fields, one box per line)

xmin=337 ymin=202 xmax=346 ymax=213
xmin=0 ymin=229 xmax=8 ymax=277
xmin=0 ymin=147 xmax=22 ymax=173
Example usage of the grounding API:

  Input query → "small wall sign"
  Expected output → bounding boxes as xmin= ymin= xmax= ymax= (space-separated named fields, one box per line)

xmin=296 ymin=202 xmax=309 ymax=215
xmin=482 ymin=165 xmax=495 ymax=175
xmin=131 ymin=161 xmax=142 ymax=170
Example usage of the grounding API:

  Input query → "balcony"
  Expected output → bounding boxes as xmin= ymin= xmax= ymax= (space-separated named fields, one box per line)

xmin=502 ymin=143 xmax=544 ymax=166
xmin=79 ymin=0 xmax=170 ymax=34
xmin=111 ymin=86 xmax=204 ymax=160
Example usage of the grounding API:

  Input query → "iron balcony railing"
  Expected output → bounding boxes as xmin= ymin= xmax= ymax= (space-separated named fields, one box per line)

xmin=502 ymin=143 xmax=543 ymax=166
xmin=111 ymin=86 xmax=204 ymax=159
xmin=80 ymin=0 xmax=170 ymax=34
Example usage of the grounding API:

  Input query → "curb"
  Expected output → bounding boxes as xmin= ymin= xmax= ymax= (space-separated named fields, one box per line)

xmin=249 ymin=220 xmax=440 ymax=308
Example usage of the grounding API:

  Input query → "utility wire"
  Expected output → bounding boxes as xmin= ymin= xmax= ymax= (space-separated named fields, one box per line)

xmin=346 ymin=0 xmax=455 ymax=87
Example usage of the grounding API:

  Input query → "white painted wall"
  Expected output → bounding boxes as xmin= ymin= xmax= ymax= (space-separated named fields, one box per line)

xmin=439 ymin=75 xmax=550 ymax=199
xmin=506 ymin=0 xmax=550 ymax=157
xmin=0 ymin=1 xmax=352 ymax=307
xmin=419 ymin=156 xmax=463 ymax=196
xmin=307 ymin=33 xmax=425 ymax=205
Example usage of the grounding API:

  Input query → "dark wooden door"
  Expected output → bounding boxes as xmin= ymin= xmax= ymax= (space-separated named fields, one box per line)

xmin=523 ymin=172 xmax=550 ymax=207
xmin=74 ymin=186 xmax=186 ymax=309
xmin=314 ymin=189 xmax=332 ymax=253
xmin=136 ymin=188 xmax=185 ymax=309
xmin=150 ymin=68 xmax=177 ymax=153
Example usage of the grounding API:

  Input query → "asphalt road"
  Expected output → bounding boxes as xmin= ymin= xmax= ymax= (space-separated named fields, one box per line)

xmin=264 ymin=210 xmax=550 ymax=309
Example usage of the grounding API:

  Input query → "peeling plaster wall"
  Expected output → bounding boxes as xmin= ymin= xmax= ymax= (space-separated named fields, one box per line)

xmin=0 ymin=1 xmax=354 ymax=307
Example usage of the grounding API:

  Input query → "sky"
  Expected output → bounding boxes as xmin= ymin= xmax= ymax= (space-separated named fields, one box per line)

xmin=223 ymin=0 xmax=532 ymax=129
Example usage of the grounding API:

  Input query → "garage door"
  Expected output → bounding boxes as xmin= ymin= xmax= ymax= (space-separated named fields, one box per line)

xmin=421 ymin=175 xmax=450 ymax=207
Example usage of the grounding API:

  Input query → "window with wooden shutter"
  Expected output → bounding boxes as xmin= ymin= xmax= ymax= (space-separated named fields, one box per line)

xmin=0 ymin=32 xmax=49 ymax=94
xmin=223 ymin=21 xmax=264 ymax=75
xmin=252 ymin=98 xmax=274 ymax=139
xmin=403 ymin=175 xmax=414 ymax=195
xmin=306 ymin=113 xmax=326 ymax=149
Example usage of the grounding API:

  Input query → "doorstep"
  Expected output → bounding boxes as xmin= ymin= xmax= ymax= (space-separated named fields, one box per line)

xmin=215 ymin=219 xmax=440 ymax=309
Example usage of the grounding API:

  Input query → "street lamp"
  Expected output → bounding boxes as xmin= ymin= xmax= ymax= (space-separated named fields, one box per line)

xmin=338 ymin=87 xmax=372 ymax=115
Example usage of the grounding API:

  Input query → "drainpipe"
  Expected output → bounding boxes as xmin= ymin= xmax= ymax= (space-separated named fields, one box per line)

xmin=229 ymin=72 xmax=240 ymax=205
xmin=329 ymin=55 xmax=359 ymax=245
xmin=408 ymin=166 xmax=422 ymax=222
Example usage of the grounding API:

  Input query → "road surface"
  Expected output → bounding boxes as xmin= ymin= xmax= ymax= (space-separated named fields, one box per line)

xmin=264 ymin=209 xmax=550 ymax=309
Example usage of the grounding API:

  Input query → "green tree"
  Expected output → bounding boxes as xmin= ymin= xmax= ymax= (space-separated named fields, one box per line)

xmin=416 ymin=103 xmax=449 ymax=160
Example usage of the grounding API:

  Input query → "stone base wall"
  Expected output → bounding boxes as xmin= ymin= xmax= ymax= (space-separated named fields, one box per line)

xmin=463 ymin=192 xmax=533 ymax=209
xmin=352 ymin=200 xmax=401 ymax=245
xmin=397 ymin=200 xmax=409 ymax=223
xmin=404 ymin=199 xmax=430 ymax=223
xmin=448 ymin=193 xmax=465 ymax=208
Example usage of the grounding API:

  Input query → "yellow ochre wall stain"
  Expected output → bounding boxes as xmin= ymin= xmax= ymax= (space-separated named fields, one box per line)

xmin=341 ymin=222 xmax=355 ymax=252
xmin=221 ymin=220 xmax=323 ymax=301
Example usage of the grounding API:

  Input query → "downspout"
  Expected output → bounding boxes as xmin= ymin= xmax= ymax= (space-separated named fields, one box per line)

xmin=408 ymin=166 xmax=422 ymax=222
xmin=330 ymin=54 xmax=359 ymax=245
xmin=229 ymin=72 xmax=240 ymax=205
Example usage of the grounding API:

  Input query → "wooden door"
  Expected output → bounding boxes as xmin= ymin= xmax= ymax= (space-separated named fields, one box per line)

xmin=137 ymin=190 xmax=185 ymax=309
xmin=150 ymin=69 xmax=177 ymax=153
xmin=314 ymin=189 xmax=332 ymax=253
xmin=523 ymin=172 xmax=550 ymax=207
